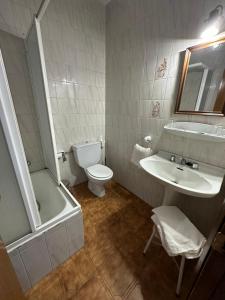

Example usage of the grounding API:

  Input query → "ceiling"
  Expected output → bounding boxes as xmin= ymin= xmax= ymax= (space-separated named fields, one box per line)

xmin=0 ymin=0 xmax=42 ymax=38
xmin=0 ymin=0 xmax=110 ymax=39
xmin=98 ymin=0 xmax=111 ymax=5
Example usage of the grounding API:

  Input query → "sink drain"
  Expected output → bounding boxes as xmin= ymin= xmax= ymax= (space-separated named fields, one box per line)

xmin=176 ymin=167 xmax=184 ymax=171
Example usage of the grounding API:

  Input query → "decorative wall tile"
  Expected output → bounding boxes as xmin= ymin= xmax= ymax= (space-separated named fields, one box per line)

xmin=151 ymin=101 xmax=161 ymax=118
xmin=155 ymin=57 xmax=168 ymax=79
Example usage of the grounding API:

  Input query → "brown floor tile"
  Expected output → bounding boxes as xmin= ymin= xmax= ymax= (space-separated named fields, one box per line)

xmin=112 ymin=183 xmax=133 ymax=199
xmin=27 ymin=181 xmax=196 ymax=300
xmin=86 ymin=234 xmax=119 ymax=268
xmin=124 ymin=282 xmax=177 ymax=300
xmin=83 ymin=216 xmax=98 ymax=243
xmin=59 ymin=248 xmax=96 ymax=298
xmin=124 ymin=284 xmax=145 ymax=300
xmin=117 ymin=230 xmax=146 ymax=258
xmin=97 ymin=251 xmax=136 ymax=297
xmin=69 ymin=275 xmax=113 ymax=300
xmin=107 ymin=217 xmax=130 ymax=246
xmin=137 ymin=219 xmax=154 ymax=242
xmin=70 ymin=183 xmax=94 ymax=201
xmin=131 ymin=199 xmax=153 ymax=219
xmin=121 ymin=203 xmax=146 ymax=233
xmin=26 ymin=269 xmax=66 ymax=300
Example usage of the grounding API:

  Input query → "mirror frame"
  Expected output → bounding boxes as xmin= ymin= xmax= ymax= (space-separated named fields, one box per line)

xmin=175 ymin=35 xmax=225 ymax=116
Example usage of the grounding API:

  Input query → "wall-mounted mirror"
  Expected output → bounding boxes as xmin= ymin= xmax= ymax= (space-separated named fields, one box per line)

xmin=175 ymin=37 xmax=225 ymax=116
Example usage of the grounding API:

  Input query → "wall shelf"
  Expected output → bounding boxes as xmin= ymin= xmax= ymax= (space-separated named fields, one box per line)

xmin=164 ymin=122 xmax=225 ymax=142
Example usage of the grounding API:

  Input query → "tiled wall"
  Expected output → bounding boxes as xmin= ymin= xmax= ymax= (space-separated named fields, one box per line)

xmin=40 ymin=0 xmax=106 ymax=185
xmin=9 ymin=211 xmax=84 ymax=292
xmin=0 ymin=0 xmax=225 ymax=234
xmin=106 ymin=0 xmax=225 ymax=218
xmin=0 ymin=29 xmax=45 ymax=172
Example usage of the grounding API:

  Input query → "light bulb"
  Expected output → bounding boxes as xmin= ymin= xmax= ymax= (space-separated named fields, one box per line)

xmin=201 ymin=24 xmax=219 ymax=38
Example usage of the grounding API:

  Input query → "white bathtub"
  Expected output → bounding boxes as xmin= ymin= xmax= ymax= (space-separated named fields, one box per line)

xmin=7 ymin=169 xmax=84 ymax=291
xmin=31 ymin=169 xmax=75 ymax=224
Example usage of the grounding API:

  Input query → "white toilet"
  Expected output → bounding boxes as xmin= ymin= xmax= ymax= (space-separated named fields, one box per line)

xmin=72 ymin=142 xmax=113 ymax=197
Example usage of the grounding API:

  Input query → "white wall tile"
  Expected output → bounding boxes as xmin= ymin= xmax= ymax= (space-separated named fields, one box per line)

xmin=8 ymin=249 xmax=31 ymax=292
xmin=140 ymin=81 xmax=154 ymax=100
xmin=0 ymin=30 xmax=45 ymax=172
xmin=106 ymin=0 xmax=225 ymax=212
xmin=41 ymin=0 xmax=106 ymax=185
xmin=9 ymin=211 xmax=84 ymax=291
xmin=45 ymin=223 xmax=70 ymax=268
xmin=152 ymin=79 xmax=167 ymax=100
xmin=66 ymin=212 xmax=84 ymax=256
xmin=19 ymin=235 xmax=52 ymax=286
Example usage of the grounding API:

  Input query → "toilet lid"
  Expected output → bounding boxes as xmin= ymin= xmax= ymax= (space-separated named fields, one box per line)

xmin=87 ymin=164 xmax=113 ymax=179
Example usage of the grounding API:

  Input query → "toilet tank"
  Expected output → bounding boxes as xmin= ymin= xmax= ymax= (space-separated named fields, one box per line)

xmin=72 ymin=142 xmax=101 ymax=169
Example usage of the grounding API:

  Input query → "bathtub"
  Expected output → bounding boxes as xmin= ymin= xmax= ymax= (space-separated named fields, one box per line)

xmin=31 ymin=169 xmax=76 ymax=224
xmin=6 ymin=169 xmax=84 ymax=292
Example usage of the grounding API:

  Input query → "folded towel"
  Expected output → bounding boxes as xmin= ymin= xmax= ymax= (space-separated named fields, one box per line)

xmin=151 ymin=206 xmax=206 ymax=259
xmin=131 ymin=144 xmax=152 ymax=166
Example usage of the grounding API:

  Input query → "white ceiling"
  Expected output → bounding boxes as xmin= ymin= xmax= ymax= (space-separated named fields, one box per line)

xmin=97 ymin=0 xmax=111 ymax=5
xmin=0 ymin=0 xmax=42 ymax=38
xmin=0 ymin=0 xmax=111 ymax=39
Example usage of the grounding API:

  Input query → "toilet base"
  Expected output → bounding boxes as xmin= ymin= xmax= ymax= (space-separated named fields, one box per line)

xmin=88 ymin=181 xmax=105 ymax=197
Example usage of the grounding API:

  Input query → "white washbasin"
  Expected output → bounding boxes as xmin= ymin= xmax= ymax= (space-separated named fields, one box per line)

xmin=140 ymin=151 xmax=225 ymax=198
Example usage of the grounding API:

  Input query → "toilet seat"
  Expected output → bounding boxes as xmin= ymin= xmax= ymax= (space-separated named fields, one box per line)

xmin=87 ymin=164 xmax=113 ymax=179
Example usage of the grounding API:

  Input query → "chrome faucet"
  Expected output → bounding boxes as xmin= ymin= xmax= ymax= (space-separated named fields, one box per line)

xmin=180 ymin=157 xmax=199 ymax=169
xmin=180 ymin=158 xmax=186 ymax=165
xmin=170 ymin=154 xmax=176 ymax=162
xmin=169 ymin=155 xmax=198 ymax=170
xmin=186 ymin=161 xmax=199 ymax=170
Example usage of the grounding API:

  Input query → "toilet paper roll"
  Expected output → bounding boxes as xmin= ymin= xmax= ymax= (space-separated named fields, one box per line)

xmin=131 ymin=144 xmax=152 ymax=167
xmin=144 ymin=136 xmax=152 ymax=143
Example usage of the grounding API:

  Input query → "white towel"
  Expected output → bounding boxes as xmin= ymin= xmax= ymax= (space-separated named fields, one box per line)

xmin=131 ymin=144 xmax=152 ymax=166
xmin=151 ymin=206 xmax=206 ymax=259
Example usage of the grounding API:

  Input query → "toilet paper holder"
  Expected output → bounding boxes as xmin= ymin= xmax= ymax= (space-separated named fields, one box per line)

xmin=144 ymin=135 xmax=152 ymax=144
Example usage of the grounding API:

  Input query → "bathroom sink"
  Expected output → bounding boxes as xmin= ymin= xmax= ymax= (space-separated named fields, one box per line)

xmin=140 ymin=151 xmax=225 ymax=198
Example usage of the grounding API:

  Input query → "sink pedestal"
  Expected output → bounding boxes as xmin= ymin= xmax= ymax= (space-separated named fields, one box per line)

xmin=162 ymin=186 xmax=181 ymax=206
